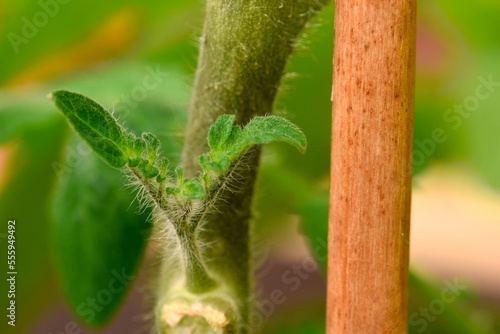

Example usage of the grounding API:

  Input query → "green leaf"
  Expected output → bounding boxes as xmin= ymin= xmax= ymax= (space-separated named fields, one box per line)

xmin=142 ymin=132 xmax=161 ymax=160
xmin=138 ymin=163 xmax=159 ymax=179
xmin=52 ymin=144 xmax=151 ymax=325
xmin=224 ymin=125 xmax=244 ymax=155
xmin=156 ymin=157 xmax=170 ymax=182
xmin=202 ymin=116 xmax=307 ymax=174
xmin=198 ymin=154 xmax=209 ymax=166
xmin=166 ymin=187 xmax=179 ymax=195
xmin=128 ymin=157 xmax=143 ymax=168
xmin=49 ymin=90 xmax=129 ymax=168
xmin=181 ymin=179 xmax=206 ymax=199
xmin=202 ymin=154 xmax=231 ymax=171
xmin=242 ymin=116 xmax=307 ymax=154
xmin=208 ymin=116 xmax=307 ymax=159
xmin=175 ymin=166 xmax=184 ymax=186
xmin=208 ymin=114 xmax=236 ymax=150
xmin=133 ymin=137 xmax=147 ymax=156
xmin=128 ymin=138 xmax=147 ymax=167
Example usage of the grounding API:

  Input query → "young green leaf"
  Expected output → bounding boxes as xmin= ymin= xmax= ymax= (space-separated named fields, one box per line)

xmin=224 ymin=125 xmax=244 ymax=156
xmin=208 ymin=114 xmax=236 ymax=150
xmin=49 ymin=90 xmax=129 ymax=168
xmin=133 ymin=137 xmax=147 ymax=156
xmin=165 ymin=187 xmax=179 ymax=195
xmin=156 ymin=157 xmax=169 ymax=182
xmin=127 ymin=158 xmax=141 ymax=168
xmin=181 ymin=179 xmax=206 ymax=199
xmin=198 ymin=154 xmax=209 ymax=166
xmin=142 ymin=132 xmax=160 ymax=149
xmin=202 ymin=154 xmax=231 ymax=171
xmin=241 ymin=116 xmax=307 ymax=153
xmin=142 ymin=132 xmax=161 ymax=165
xmin=175 ymin=166 xmax=184 ymax=186
xmin=138 ymin=163 xmax=160 ymax=179
xmin=128 ymin=137 xmax=147 ymax=167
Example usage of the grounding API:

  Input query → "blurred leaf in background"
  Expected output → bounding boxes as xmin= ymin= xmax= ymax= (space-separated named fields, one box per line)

xmin=52 ymin=144 xmax=152 ymax=325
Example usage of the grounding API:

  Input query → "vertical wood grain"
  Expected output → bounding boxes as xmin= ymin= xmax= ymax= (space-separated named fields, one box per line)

xmin=327 ymin=1 xmax=416 ymax=333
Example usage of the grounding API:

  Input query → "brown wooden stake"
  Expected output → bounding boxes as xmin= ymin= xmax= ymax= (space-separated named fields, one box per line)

xmin=327 ymin=1 xmax=416 ymax=333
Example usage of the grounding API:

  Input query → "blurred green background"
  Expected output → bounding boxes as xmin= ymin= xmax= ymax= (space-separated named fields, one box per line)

xmin=0 ymin=0 xmax=499 ymax=333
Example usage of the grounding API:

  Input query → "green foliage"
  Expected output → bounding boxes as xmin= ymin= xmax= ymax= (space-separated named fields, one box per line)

xmin=142 ymin=132 xmax=161 ymax=162
xmin=241 ymin=116 xmax=307 ymax=152
xmin=181 ymin=178 xmax=206 ymax=199
xmin=50 ymin=90 xmax=129 ymax=168
xmin=156 ymin=157 xmax=169 ymax=183
xmin=51 ymin=90 xmax=168 ymax=183
xmin=49 ymin=90 xmax=309 ymax=305
xmin=138 ymin=163 xmax=159 ymax=179
xmin=201 ymin=115 xmax=307 ymax=175
xmin=34 ymin=72 xmax=188 ymax=326
xmin=52 ymin=146 xmax=152 ymax=325
xmin=208 ymin=114 xmax=236 ymax=150
xmin=50 ymin=90 xmax=307 ymax=206
xmin=175 ymin=166 xmax=184 ymax=186
xmin=128 ymin=138 xmax=147 ymax=167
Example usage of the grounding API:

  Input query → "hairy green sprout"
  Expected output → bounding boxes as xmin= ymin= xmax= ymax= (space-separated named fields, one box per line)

xmin=49 ymin=89 xmax=307 ymax=332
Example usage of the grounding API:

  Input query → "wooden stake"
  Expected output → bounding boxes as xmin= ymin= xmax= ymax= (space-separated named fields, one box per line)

xmin=327 ymin=1 xmax=416 ymax=333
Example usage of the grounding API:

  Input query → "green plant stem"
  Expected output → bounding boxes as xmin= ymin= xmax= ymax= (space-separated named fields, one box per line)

xmin=182 ymin=0 xmax=329 ymax=171
xmin=129 ymin=168 xmax=165 ymax=206
xmin=159 ymin=0 xmax=330 ymax=332
xmin=176 ymin=223 xmax=217 ymax=293
xmin=129 ymin=166 xmax=217 ymax=292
